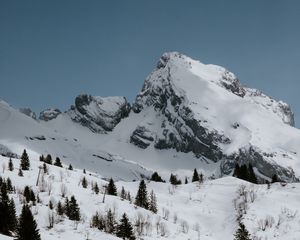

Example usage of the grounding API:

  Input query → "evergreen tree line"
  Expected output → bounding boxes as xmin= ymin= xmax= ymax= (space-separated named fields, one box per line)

xmin=40 ymin=154 xmax=63 ymax=167
xmin=0 ymin=177 xmax=41 ymax=240
xmin=233 ymin=164 xmax=258 ymax=184
xmin=91 ymin=210 xmax=135 ymax=240
xmin=150 ymin=169 xmax=204 ymax=185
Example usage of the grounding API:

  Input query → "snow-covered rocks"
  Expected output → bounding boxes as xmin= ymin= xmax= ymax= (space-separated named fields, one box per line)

xmin=39 ymin=108 xmax=61 ymax=121
xmin=68 ymin=94 xmax=131 ymax=133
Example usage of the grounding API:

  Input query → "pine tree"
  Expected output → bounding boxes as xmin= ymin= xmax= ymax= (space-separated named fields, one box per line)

xmin=185 ymin=177 xmax=188 ymax=184
xmin=39 ymin=155 xmax=45 ymax=162
xmin=0 ymin=181 xmax=10 ymax=235
xmin=54 ymin=157 xmax=63 ymax=167
xmin=127 ymin=191 xmax=131 ymax=202
xmin=23 ymin=186 xmax=31 ymax=203
xmin=16 ymin=204 xmax=41 ymax=240
xmin=248 ymin=164 xmax=257 ymax=184
xmin=8 ymin=198 xmax=17 ymax=233
xmin=116 ymin=213 xmax=135 ymax=240
xmin=107 ymin=178 xmax=117 ymax=196
xmin=134 ymin=180 xmax=148 ymax=209
xmin=68 ymin=196 xmax=80 ymax=221
xmin=105 ymin=208 xmax=117 ymax=234
xmin=83 ymin=169 xmax=86 ymax=174
xmin=272 ymin=174 xmax=279 ymax=183
xmin=6 ymin=178 xmax=13 ymax=193
xmin=20 ymin=149 xmax=30 ymax=170
xmin=192 ymin=168 xmax=200 ymax=182
xmin=18 ymin=168 xmax=23 ymax=177
xmin=234 ymin=222 xmax=251 ymax=240
xmin=120 ymin=186 xmax=126 ymax=200
xmin=30 ymin=190 xmax=36 ymax=205
xmin=233 ymin=163 xmax=240 ymax=177
xmin=150 ymin=172 xmax=164 ymax=182
xmin=64 ymin=197 xmax=70 ymax=217
xmin=8 ymin=158 xmax=13 ymax=171
xmin=57 ymin=201 xmax=64 ymax=216
xmin=68 ymin=164 xmax=73 ymax=170
xmin=94 ymin=182 xmax=99 ymax=194
xmin=45 ymin=154 xmax=52 ymax=165
xmin=82 ymin=177 xmax=88 ymax=188
xmin=148 ymin=190 xmax=158 ymax=213
xmin=43 ymin=163 xmax=48 ymax=174
xmin=169 ymin=174 xmax=181 ymax=185
xmin=49 ymin=200 xmax=53 ymax=210
xmin=239 ymin=165 xmax=249 ymax=181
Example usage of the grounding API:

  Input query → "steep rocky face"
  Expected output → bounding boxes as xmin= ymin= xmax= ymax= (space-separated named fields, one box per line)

xmin=130 ymin=52 xmax=298 ymax=182
xmin=68 ymin=94 xmax=131 ymax=133
xmin=39 ymin=108 xmax=61 ymax=121
xmin=19 ymin=108 xmax=37 ymax=120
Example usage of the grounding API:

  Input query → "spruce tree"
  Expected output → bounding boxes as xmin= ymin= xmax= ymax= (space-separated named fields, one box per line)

xmin=248 ymin=164 xmax=257 ymax=184
xmin=54 ymin=157 xmax=63 ymax=167
xmin=68 ymin=164 xmax=73 ymax=170
xmin=6 ymin=178 xmax=13 ymax=193
xmin=16 ymin=204 xmax=41 ymax=240
xmin=272 ymin=174 xmax=279 ymax=183
xmin=23 ymin=186 xmax=31 ymax=203
xmin=169 ymin=174 xmax=181 ymax=185
xmin=0 ymin=181 xmax=10 ymax=235
xmin=134 ymin=180 xmax=148 ymax=209
xmin=18 ymin=168 xmax=23 ymax=177
xmin=192 ymin=168 xmax=200 ymax=182
xmin=150 ymin=172 xmax=164 ymax=182
xmin=116 ymin=213 xmax=135 ymax=240
xmin=94 ymin=182 xmax=99 ymax=194
xmin=30 ymin=190 xmax=36 ymax=205
xmin=64 ymin=197 xmax=70 ymax=217
xmin=45 ymin=154 xmax=52 ymax=165
xmin=49 ymin=200 xmax=53 ymax=210
xmin=39 ymin=155 xmax=45 ymax=162
xmin=57 ymin=201 xmax=64 ymax=216
xmin=20 ymin=149 xmax=30 ymax=170
xmin=8 ymin=198 xmax=17 ymax=233
xmin=43 ymin=163 xmax=48 ymax=174
xmin=105 ymin=208 xmax=116 ymax=234
xmin=8 ymin=158 xmax=13 ymax=171
xmin=82 ymin=177 xmax=88 ymax=188
xmin=68 ymin=196 xmax=80 ymax=221
xmin=120 ymin=186 xmax=126 ymax=200
xmin=234 ymin=222 xmax=251 ymax=240
xmin=185 ymin=177 xmax=188 ymax=184
xmin=148 ymin=190 xmax=158 ymax=213
xmin=107 ymin=178 xmax=117 ymax=196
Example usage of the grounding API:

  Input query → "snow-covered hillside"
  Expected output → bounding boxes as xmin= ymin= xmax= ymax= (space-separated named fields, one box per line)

xmin=1 ymin=154 xmax=300 ymax=240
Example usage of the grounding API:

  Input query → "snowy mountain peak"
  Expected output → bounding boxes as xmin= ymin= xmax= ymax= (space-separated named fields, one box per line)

xmin=130 ymin=52 xmax=298 ymax=181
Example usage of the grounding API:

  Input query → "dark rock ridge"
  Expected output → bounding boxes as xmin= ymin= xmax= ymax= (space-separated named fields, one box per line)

xmin=39 ymin=108 xmax=61 ymax=121
xmin=68 ymin=94 xmax=131 ymax=133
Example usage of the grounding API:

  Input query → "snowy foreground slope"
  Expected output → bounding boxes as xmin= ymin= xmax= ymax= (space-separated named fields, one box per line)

xmin=1 ymin=155 xmax=300 ymax=240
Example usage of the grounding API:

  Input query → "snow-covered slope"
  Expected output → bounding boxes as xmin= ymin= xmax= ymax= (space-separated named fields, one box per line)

xmin=1 ymin=155 xmax=300 ymax=240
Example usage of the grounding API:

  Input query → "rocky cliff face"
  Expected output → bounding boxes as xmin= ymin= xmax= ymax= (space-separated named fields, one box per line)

xmin=67 ymin=94 xmax=131 ymax=133
xmin=19 ymin=108 xmax=37 ymax=120
xmin=130 ymin=52 xmax=298 ymax=182
xmin=39 ymin=108 xmax=61 ymax=121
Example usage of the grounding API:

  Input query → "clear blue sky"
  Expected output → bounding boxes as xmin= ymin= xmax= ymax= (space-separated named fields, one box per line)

xmin=1 ymin=1 xmax=300 ymax=124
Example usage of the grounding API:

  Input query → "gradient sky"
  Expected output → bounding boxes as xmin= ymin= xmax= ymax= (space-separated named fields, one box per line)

xmin=1 ymin=1 xmax=300 ymax=125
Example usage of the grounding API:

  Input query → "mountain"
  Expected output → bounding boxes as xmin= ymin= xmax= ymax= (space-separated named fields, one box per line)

xmin=2 ymin=52 xmax=300 ymax=183
xmin=2 ymin=52 xmax=300 ymax=240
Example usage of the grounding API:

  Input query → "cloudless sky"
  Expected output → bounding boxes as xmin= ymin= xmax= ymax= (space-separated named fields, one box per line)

xmin=1 ymin=0 xmax=300 ymax=125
